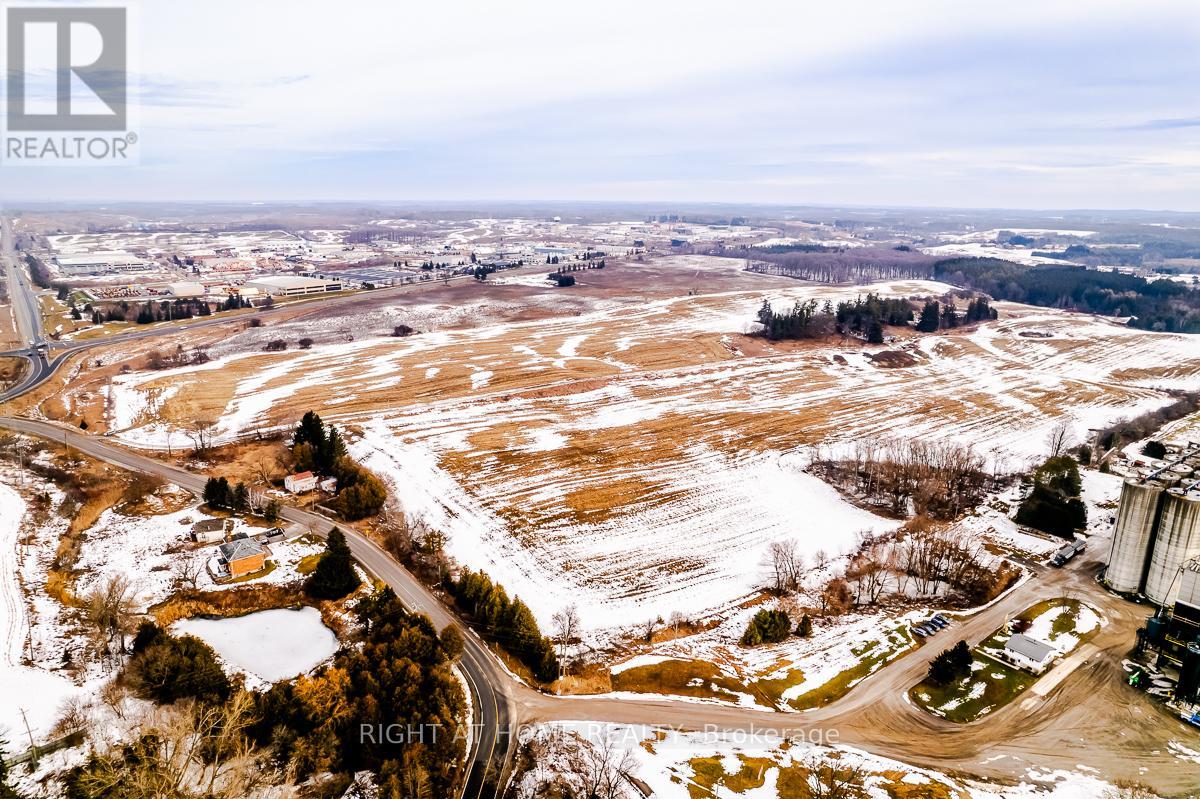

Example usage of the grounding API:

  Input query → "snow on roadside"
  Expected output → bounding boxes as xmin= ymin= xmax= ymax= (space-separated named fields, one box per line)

xmin=511 ymin=722 xmax=1136 ymax=799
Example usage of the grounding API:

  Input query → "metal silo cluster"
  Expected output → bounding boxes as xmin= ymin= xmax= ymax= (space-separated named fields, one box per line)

xmin=1105 ymin=442 xmax=1200 ymax=607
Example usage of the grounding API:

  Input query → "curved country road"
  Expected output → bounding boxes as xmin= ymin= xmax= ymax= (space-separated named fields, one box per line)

xmin=3 ymin=418 xmax=1199 ymax=797
xmin=0 ymin=416 xmax=517 ymax=799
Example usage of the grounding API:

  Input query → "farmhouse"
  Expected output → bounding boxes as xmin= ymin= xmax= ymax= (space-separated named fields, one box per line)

xmin=216 ymin=539 xmax=269 ymax=579
xmin=190 ymin=518 xmax=228 ymax=544
xmin=285 ymin=471 xmax=318 ymax=493
xmin=1002 ymin=633 xmax=1056 ymax=674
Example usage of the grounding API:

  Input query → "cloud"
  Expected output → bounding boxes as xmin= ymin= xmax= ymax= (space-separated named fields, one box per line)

xmin=3 ymin=0 xmax=1199 ymax=209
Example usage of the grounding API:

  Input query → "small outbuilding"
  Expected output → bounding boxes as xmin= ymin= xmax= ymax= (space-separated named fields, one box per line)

xmin=190 ymin=517 xmax=228 ymax=544
xmin=1002 ymin=633 xmax=1056 ymax=674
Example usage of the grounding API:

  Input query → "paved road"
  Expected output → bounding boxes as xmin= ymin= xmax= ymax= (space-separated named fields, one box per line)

xmin=0 ymin=416 xmax=520 ymax=798
xmin=5 ymin=421 xmax=1199 ymax=795
xmin=3 ymin=222 xmax=1196 ymax=794
xmin=0 ymin=215 xmax=50 ymax=400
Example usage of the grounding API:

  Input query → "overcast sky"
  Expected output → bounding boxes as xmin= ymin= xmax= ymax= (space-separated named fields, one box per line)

xmin=4 ymin=0 xmax=1200 ymax=209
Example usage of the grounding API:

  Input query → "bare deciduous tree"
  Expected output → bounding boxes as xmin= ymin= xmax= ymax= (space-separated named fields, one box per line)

xmin=81 ymin=573 xmax=138 ymax=666
xmin=171 ymin=556 xmax=204 ymax=591
xmin=766 ymin=539 xmax=806 ymax=594
xmin=1046 ymin=420 xmax=1076 ymax=458
xmin=184 ymin=418 xmax=217 ymax=454
xmin=75 ymin=690 xmax=264 ymax=799
xmin=805 ymin=755 xmax=870 ymax=799
xmin=552 ymin=604 xmax=581 ymax=671
xmin=639 ymin=616 xmax=661 ymax=644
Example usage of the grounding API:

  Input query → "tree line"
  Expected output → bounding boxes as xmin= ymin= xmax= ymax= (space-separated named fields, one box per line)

xmin=745 ymin=250 xmax=1200 ymax=334
xmin=446 ymin=569 xmax=560 ymax=682
xmin=755 ymin=293 xmax=996 ymax=343
xmin=933 ymin=258 xmax=1200 ymax=333
xmin=811 ymin=438 xmax=992 ymax=520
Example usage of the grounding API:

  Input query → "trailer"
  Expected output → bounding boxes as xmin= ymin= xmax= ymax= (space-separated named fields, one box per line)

xmin=1050 ymin=538 xmax=1087 ymax=567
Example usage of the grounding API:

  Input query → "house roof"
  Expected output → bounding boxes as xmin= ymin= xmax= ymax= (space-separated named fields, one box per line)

xmin=192 ymin=518 xmax=226 ymax=533
xmin=218 ymin=539 xmax=266 ymax=562
xmin=289 ymin=471 xmax=315 ymax=481
xmin=1005 ymin=633 xmax=1055 ymax=663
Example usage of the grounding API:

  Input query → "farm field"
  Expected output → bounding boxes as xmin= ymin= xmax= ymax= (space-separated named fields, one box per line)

xmin=75 ymin=257 xmax=1200 ymax=634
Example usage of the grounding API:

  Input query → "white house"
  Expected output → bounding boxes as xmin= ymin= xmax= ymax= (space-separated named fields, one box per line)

xmin=284 ymin=471 xmax=318 ymax=493
xmin=1003 ymin=633 xmax=1056 ymax=674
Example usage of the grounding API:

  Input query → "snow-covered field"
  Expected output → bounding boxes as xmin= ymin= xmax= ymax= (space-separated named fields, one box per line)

xmin=173 ymin=607 xmax=337 ymax=685
xmin=0 ymin=481 xmax=86 ymax=742
xmin=512 ymin=722 xmax=1135 ymax=799
xmin=95 ymin=270 xmax=1200 ymax=634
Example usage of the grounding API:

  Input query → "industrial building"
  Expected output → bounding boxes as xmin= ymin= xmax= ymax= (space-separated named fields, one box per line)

xmin=244 ymin=275 xmax=344 ymax=296
xmin=55 ymin=252 xmax=153 ymax=275
xmin=1139 ymin=558 xmax=1200 ymax=706
xmin=1105 ymin=441 xmax=1200 ymax=607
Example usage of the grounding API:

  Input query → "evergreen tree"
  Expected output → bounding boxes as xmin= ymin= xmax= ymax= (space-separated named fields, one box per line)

xmin=740 ymin=609 xmax=792 ymax=646
xmin=916 ymin=300 xmax=941 ymax=332
xmin=1015 ymin=456 xmax=1088 ymax=538
xmin=318 ymin=425 xmax=347 ymax=474
xmin=0 ymin=736 xmax=20 ymax=799
xmin=797 ymin=613 xmax=814 ymax=637
xmin=293 ymin=411 xmax=326 ymax=450
xmin=928 ymin=640 xmax=973 ymax=685
xmin=202 ymin=476 xmax=231 ymax=508
xmin=232 ymin=481 xmax=250 ymax=512
xmin=306 ymin=527 xmax=361 ymax=600
xmin=866 ymin=318 xmax=885 ymax=344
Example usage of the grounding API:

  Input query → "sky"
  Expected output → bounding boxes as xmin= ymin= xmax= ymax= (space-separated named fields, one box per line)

xmin=2 ymin=0 xmax=1199 ymax=209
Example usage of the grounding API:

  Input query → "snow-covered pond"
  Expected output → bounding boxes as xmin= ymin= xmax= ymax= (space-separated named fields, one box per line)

xmin=173 ymin=607 xmax=338 ymax=683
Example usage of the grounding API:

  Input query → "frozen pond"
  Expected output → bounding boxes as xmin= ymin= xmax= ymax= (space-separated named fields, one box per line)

xmin=173 ymin=606 xmax=338 ymax=682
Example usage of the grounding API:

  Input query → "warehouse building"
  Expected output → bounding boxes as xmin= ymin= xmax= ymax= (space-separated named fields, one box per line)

xmin=244 ymin=275 xmax=344 ymax=296
xmin=56 ymin=252 xmax=153 ymax=275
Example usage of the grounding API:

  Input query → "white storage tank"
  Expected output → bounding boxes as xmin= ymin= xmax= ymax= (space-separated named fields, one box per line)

xmin=1106 ymin=479 xmax=1167 ymax=594
xmin=1145 ymin=486 xmax=1200 ymax=606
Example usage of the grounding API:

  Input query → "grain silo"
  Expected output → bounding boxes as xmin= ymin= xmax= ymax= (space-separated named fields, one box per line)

xmin=1105 ymin=478 xmax=1168 ymax=594
xmin=1145 ymin=484 xmax=1200 ymax=606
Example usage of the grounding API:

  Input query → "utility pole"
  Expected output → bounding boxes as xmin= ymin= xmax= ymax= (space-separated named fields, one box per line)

xmin=20 ymin=707 xmax=37 ymax=767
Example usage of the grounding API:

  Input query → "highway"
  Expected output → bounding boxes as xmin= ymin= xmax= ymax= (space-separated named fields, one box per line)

xmin=0 ymin=213 xmax=549 ymax=794
xmin=2 ymin=214 xmax=1197 ymax=795
xmin=0 ymin=215 xmax=51 ymax=400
